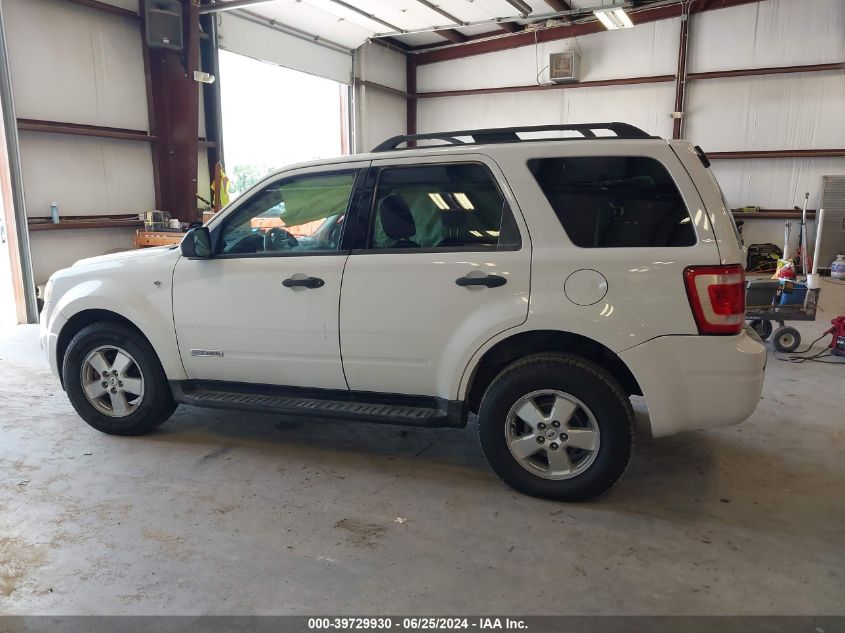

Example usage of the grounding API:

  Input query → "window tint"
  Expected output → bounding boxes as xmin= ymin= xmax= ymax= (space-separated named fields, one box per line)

xmin=528 ymin=156 xmax=696 ymax=248
xmin=369 ymin=163 xmax=519 ymax=250
xmin=219 ymin=172 xmax=355 ymax=255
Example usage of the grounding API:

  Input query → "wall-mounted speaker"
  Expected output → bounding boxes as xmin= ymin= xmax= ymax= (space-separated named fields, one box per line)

xmin=146 ymin=0 xmax=184 ymax=51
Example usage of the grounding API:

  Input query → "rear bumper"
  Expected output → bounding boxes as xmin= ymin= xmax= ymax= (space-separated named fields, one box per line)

xmin=620 ymin=329 xmax=766 ymax=437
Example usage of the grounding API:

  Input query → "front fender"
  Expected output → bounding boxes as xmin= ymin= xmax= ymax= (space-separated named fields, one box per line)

xmin=53 ymin=276 xmax=186 ymax=382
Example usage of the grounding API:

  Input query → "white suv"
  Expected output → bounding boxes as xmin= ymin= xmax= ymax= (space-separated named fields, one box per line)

xmin=40 ymin=123 xmax=765 ymax=501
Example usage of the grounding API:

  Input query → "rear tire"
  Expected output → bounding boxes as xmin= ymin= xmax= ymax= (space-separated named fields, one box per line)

xmin=477 ymin=353 xmax=634 ymax=502
xmin=62 ymin=322 xmax=177 ymax=436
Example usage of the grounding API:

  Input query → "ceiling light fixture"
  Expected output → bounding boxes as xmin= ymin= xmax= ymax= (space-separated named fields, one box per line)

xmin=593 ymin=7 xmax=634 ymax=29
xmin=453 ymin=192 xmax=475 ymax=210
xmin=428 ymin=193 xmax=450 ymax=210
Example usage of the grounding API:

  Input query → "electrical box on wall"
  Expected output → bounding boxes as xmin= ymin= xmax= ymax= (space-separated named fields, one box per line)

xmin=549 ymin=51 xmax=580 ymax=83
xmin=146 ymin=0 xmax=184 ymax=51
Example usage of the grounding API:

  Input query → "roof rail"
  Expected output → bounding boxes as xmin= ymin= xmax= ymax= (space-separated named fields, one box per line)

xmin=371 ymin=122 xmax=654 ymax=152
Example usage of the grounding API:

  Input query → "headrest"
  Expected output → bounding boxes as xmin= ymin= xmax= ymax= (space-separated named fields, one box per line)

xmin=379 ymin=194 xmax=416 ymax=240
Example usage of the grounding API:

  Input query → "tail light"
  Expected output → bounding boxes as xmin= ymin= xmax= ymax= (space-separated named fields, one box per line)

xmin=684 ymin=265 xmax=745 ymax=335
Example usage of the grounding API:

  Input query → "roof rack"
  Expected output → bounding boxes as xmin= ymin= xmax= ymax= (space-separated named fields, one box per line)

xmin=371 ymin=122 xmax=654 ymax=152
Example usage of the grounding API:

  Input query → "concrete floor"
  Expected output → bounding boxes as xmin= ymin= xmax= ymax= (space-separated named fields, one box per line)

xmin=1 ymin=281 xmax=844 ymax=616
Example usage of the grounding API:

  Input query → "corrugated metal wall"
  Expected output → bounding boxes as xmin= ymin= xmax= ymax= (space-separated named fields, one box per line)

xmin=4 ymin=0 xmax=210 ymax=284
xmin=415 ymin=0 xmax=845 ymax=251
xmin=5 ymin=0 xmax=152 ymax=284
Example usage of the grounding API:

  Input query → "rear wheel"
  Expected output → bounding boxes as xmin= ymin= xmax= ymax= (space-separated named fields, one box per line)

xmin=477 ymin=353 xmax=634 ymax=501
xmin=773 ymin=326 xmax=801 ymax=353
xmin=62 ymin=322 xmax=177 ymax=435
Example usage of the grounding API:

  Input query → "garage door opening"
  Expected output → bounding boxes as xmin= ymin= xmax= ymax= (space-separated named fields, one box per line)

xmin=219 ymin=50 xmax=349 ymax=198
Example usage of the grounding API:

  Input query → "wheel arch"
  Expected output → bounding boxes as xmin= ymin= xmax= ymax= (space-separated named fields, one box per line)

xmin=56 ymin=309 xmax=157 ymax=388
xmin=464 ymin=330 xmax=642 ymax=413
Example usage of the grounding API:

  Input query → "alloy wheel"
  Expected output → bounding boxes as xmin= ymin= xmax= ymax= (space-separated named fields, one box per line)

xmin=505 ymin=389 xmax=601 ymax=480
xmin=80 ymin=345 xmax=145 ymax=418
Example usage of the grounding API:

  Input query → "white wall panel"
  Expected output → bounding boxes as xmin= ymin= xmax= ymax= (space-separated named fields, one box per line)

xmin=417 ymin=19 xmax=680 ymax=93
xmin=5 ymin=0 xmax=148 ymax=130
xmin=357 ymin=88 xmax=406 ymax=152
xmin=685 ymin=71 xmax=845 ymax=152
xmin=19 ymin=132 xmax=156 ymax=218
xmin=30 ymin=229 xmax=136 ymax=285
xmin=710 ymin=157 xmax=845 ymax=248
xmin=711 ymin=157 xmax=845 ymax=211
xmin=219 ymin=13 xmax=352 ymax=85
xmin=198 ymin=150 xmax=211 ymax=201
xmin=356 ymin=42 xmax=406 ymax=92
xmin=418 ymin=83 xmax=675 ymax=139
xmin=689 ymin=0 xmax=845 ymax=73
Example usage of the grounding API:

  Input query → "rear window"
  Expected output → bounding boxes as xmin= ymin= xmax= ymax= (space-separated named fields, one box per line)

xmin=369 ymin=163 xmax=521 ymax=251
xmin=527 ymin=156 xmax=696 ymax=248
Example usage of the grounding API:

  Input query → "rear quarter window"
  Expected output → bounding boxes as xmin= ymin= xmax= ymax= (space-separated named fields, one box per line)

xmin=527 ymin=156 xmax=697 ymax=248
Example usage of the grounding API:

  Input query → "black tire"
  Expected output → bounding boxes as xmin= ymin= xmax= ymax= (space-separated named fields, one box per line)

xmin=477 ymin=353 xmax=634 ymax=502
xmin=62 ymin=322 xmax=177 ymax=435
xmin=773 ymin=326 xmax=801 ymax=353
xmin=750 ymin=318 xmax=773 ymax=341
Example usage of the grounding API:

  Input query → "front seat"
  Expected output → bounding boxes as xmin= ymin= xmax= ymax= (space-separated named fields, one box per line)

xmin=379 ymin=194 xmax=418 ymax=248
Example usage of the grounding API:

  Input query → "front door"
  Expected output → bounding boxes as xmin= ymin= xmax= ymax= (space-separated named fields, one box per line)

xmin=173 ymin=165 xmax=366 ymax=389
xmin=339 ymin=155 xmax=532 ymax=400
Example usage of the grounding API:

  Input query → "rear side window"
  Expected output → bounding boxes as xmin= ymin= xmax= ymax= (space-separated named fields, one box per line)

xmin=368 ymin=163 xmax=520 ymax=251
xmin=527 ymin=156 xmax=696 ymax=248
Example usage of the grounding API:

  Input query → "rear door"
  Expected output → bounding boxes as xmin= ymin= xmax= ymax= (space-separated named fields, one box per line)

xmin=500 ymin=141 xmax=723 ymax=351
xmin=339 ymin=154 xmax=531 ymax=400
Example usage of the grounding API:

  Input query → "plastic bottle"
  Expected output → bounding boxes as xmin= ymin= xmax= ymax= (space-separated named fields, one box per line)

xmin=832 ymin=254 xmax=845 ymax=281
xmin=50 ymin=201 xmax=59 ymax=224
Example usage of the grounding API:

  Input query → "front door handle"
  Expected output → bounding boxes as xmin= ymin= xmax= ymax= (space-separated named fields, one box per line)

xmin=283 ymin=276 xmax=325 ymax=289
xmin=455 ymin=274 xmax=507 ymax=288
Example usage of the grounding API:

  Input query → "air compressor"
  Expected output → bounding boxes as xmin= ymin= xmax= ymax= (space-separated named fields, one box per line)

xmin=827 ymin=316 xmax=845 ymax=358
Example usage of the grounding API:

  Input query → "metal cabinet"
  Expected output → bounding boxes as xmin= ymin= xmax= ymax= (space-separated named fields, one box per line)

xmin=819 ymin=175 xmax=845 ymax=268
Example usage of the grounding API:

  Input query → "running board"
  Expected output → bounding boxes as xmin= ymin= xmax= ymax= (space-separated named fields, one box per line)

xmin=170 ymin=381 xmax=466 ymax=428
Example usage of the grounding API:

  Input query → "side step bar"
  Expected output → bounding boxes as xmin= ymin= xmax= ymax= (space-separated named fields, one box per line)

xmin=170 ymin=381 xmax=466 ymax=428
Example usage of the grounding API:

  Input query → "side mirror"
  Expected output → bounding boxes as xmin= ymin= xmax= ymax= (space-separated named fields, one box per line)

xmin=181 ymin=227 xmax=212 ymax=259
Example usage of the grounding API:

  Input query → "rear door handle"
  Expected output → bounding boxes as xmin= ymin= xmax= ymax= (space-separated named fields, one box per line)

xmin=283 ymin=276 xmax=325 ymax=289
xmin=455 ymin=274 xmax=507 ymax=288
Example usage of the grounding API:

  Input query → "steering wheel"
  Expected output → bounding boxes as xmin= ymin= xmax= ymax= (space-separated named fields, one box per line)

xmin=326 ymin=218 xmax=344 ymax=249
xmin=264 ymin=227 xmax=298 ymax=251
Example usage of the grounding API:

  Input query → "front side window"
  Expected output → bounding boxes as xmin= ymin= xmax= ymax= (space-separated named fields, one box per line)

xmin=368 ymin=163 xmax=520 ymax=251
xmin=219 ymin=171 xmax=356 ymax=255
xmin=528 ymin=156 xmax=696 ymax=248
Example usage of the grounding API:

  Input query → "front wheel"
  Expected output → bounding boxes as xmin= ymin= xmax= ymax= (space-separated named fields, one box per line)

xmin=477 ymin=353 xmax=634 ymax=501
xmin=62 ymin=322 xmax=177 ymax=435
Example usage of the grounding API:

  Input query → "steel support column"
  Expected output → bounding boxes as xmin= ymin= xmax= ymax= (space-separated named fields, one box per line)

xmin=143 ymin=0 xmax=200 ymax=223
xmin=199 ymin=8 xmax=224 ymax=178
xmin=406 ymin=55 xmax=417 ymax=148
xmin=673 ymin=6 xmax=690 ymax=139
xmin=0 ymin=0 xmax=37 ymax=323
